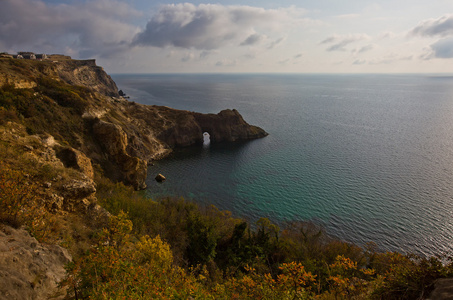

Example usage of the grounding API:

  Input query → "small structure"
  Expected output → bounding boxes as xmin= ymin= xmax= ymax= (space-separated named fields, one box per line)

xmin=18 ymin=52 xmax=36 ymax=59
xmin=12 ymin=54 xmax=23 ymax=59
xmin=36 ymin=54 xmax=47 ymax=60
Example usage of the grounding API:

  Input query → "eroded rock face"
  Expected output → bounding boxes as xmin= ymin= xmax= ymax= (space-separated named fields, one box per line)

xmin=56 ymin=146 xmax=94 ymax=179
xmin=0 ymin=226 xmax=72 ymax=300
xmin=55 ymin=60 xmax=119 ymax=97
xmin=93 ymin=120 xmax=147 ymax=190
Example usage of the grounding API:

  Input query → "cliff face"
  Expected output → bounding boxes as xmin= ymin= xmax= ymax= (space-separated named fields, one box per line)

xmin=55 ymin=59 xmax=119 ymax=97
xmin=0 ymin=57 xmax=119 ymax=97
xmin=0 ymin=57 xmax=268 ymax=190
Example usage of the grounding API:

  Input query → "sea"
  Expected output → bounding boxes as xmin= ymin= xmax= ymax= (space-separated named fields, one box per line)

xmin=111 ymin=73 xmax=453 ymax=257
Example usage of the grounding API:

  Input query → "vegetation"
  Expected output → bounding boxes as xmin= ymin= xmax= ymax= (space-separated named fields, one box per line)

xmin=61 ymin=173 xmax=453 ymax=299
xmin=0 ymin=80 xmax=93 ymax=147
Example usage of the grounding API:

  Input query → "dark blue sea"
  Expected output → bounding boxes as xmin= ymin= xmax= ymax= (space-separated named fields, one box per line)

xmin=112 ymin=73 xmax=453 ymax=257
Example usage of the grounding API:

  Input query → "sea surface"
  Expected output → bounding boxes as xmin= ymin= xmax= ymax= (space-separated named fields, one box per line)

xmin=112 ymin=73 xmax=453 ymax=257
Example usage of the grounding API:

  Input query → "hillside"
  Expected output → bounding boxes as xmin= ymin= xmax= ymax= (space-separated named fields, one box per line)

xmin=0 ymin=56 xmax=451 ymax=300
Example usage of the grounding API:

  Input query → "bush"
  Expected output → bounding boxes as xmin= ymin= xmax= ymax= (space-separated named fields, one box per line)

xmin=0 ymin=162 xmax=57 ymax=242
xmin=63 ymin=211 xmax=211 ymax=299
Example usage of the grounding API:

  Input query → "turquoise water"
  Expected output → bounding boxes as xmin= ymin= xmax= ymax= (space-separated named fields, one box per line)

xmin=112 ymin=74 xmax=453 ymax=256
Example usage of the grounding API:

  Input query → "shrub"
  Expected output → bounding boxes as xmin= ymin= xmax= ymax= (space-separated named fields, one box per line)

xmin=0 ymin=162 xmax=57 ymax=242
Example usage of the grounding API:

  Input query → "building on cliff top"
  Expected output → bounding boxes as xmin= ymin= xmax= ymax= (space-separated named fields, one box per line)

xmin=6 ymin=52 xmax=48 ymax=60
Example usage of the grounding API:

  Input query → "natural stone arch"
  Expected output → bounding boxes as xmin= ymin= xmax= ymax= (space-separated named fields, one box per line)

xmin=203 ymin=132 xmax=211 ymax=146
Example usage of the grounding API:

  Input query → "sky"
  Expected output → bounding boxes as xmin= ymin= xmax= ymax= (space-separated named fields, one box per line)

xmin=2 ymin=0 xmax=453 ymax=73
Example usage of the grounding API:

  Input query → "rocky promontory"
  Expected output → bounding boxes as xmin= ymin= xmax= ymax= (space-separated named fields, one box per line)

xmin=0 ymin=56 xmax=268 ymax=190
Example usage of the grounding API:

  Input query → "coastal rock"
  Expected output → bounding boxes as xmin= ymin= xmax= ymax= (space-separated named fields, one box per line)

xmin=155 ymin=173 xmax=166 ymax=182
xmin=93 ymin=120 xmax=148 ymax=190
xmin=193 ymin=109 xmax=268 ymax=143
xmin=154 ymin=108 xmax=268 ymax=147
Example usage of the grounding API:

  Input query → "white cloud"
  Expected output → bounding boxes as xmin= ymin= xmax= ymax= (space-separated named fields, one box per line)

xmin=240 ymin=34 xmax=267 ymax=46
xmin=369 ymin=54 xmax=413 ymax=65
xmin=356 ymin=44 xmax=374 ymax=54
xmin=215 ymin=58 xmax=238 ymax=67
xmin=411 ymin=15 xmax=453 ymax=37
xmin=267 ymin=37 xmax=286 ymax=49
xmin=353 ymin=59 xmax=367 ymax=65
xmin=320 ymin=34 xmax=370 ymax=52
xmin=409 ymin=15 xmax=453 ymax=60
xmin=133 ymin=4 xmax=307 ymax=50
xmin=335 ymin=14 xmax=360 ymax=19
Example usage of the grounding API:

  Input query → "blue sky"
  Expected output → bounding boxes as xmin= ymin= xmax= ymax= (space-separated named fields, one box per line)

xmin=2 ymin=0 xmax=453 ymax=73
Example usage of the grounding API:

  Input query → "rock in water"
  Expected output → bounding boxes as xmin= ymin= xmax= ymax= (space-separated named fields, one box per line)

xmin=155 ymin=174 xmax=166 ymax=182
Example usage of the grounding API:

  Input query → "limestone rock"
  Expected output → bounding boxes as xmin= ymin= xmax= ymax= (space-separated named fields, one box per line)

xmin=192 ymin=109 xmax=268 ymax=143
xmin=56 ymin=146 xmax=94 ymax=179
xmin=93 ymin=120 xmax=128 ymax=159
xmin=155 ymin=108 xmax=268 ymax=147
xmin=62 ymin=179 xmax=96 ymax=200
xmin=93 ymin=119 xmax=148 ymax=190
xmin=0 ymin=225 xmax=72 ymax=300
xmin=427 ymin=278 xmax=453 ymax=300
xmin=61 ymin=179 xmax=96 ymax=211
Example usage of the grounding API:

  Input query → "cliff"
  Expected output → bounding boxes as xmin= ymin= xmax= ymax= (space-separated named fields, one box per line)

xmin=0 ymin=56 xmax=268 ymax=190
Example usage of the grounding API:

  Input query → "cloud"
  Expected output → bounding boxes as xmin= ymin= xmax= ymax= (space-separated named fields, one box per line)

xmin=215 ymin=58 xmax=238 ymax=67
xmin=425 ymin=38 xmax=453 ymax=59
xmin=133 ymin=3 xmax=307 ymax=50
xmin=378 ymin=31 xmax=398 ymax=40
xmin=320 ymin=34 xmax=370 ymax=52
xmin=335 ymin=14 xmax=360 ymax=19
xmin=267 ymin=37 xmax=286 ymax=49
xmin=356 ymin=44 xmax=374 ymax=54
xmin=411 ymin=15 xmax=453 ymax=37
xmin=353 ymin=59 xmax=367 ymax=65
xmin=240 ymin=33 xmax=266 ymax=46
xmin=0 ymin=0 xmax=141 ymax=58
xmin=369 ymin=54 xmax=413 ymax=65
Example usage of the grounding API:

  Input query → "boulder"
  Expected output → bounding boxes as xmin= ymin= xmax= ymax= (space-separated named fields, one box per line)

xmin=56 ymin=146 xmax=94 ymax=179
xmin=0 ymin=226 xmax=72 ymax=300
xmin=61 ymin=179 xmax=97 ymax=211
xmin=427 ymin=278 xmax=453 ymax=300
xmin=155 ymin=174 xmax=166 ymax=182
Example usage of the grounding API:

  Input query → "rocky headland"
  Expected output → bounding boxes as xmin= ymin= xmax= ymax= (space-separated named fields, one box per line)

xmin=0 ymin=56 xmax=267 ymax=190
